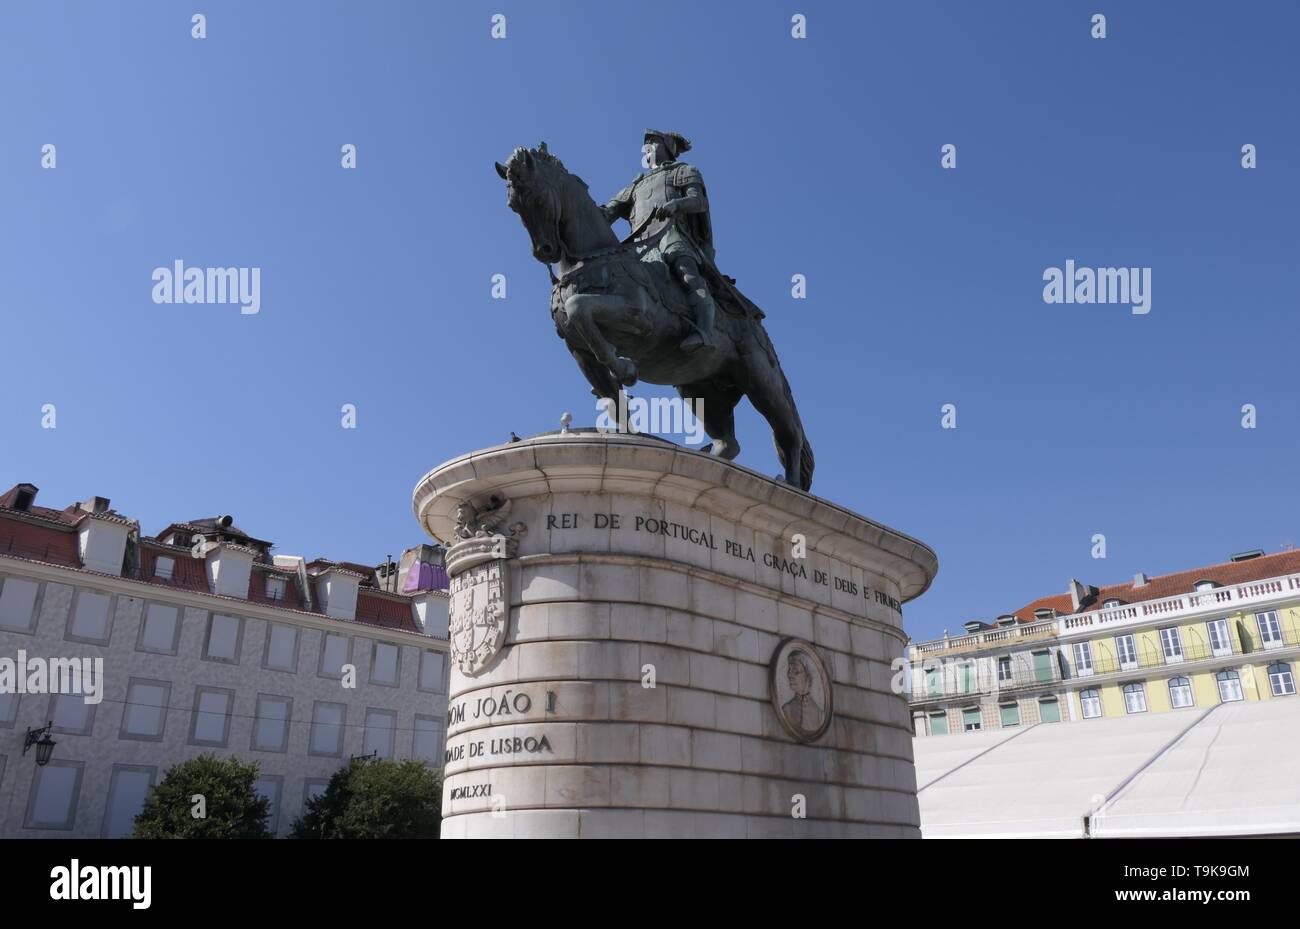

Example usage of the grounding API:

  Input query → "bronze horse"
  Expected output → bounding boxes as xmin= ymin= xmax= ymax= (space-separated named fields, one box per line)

xmin=495 ymin=144 xmax=814 ymax=491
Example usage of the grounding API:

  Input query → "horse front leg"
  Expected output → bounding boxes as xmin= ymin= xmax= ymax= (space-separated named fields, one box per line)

xmin=563 ymin=293 xmax=638 ymax=387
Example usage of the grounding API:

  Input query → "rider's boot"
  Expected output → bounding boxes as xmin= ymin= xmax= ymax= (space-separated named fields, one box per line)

xmin=680 ymin=289 xmax=718 ymax=354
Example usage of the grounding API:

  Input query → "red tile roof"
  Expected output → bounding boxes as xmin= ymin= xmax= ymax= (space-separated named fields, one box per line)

xmin=1014 ymin=549 xmax=1300 ymax=622
xmin=355 ymin=590 xmax=421 ymax=634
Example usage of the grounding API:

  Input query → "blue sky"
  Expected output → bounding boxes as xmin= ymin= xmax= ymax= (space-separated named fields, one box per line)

xmin=3 ymin=1 xmax=1298 ymax=642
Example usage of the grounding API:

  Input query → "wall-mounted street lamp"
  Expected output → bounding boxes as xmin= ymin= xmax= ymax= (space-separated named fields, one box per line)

xmin=23 ymin=721 xmax=56 ymax=767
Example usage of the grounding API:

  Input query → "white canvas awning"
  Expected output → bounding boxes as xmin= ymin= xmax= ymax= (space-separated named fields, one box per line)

xmin=913 ymin=697 xmax=1300 ymax=838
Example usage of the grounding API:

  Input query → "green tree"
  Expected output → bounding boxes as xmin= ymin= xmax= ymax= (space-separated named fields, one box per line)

xmin=133 ymin=754 xmax=272 ymax=839
xmin=291 ymin=758 xmax=441 ymax=839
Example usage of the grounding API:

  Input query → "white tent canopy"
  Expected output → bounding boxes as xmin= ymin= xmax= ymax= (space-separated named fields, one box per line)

xmin=913 ymin=697 xmax=1300 ymax=838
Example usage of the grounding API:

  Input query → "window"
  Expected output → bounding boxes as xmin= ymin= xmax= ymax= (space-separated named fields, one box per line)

xmin=1038 ymin=697 xmax=1061 ymax=723
xmin=1072 ymin=642 xmax=1094 ymax=676
xmin=1122 ymin=682 xmax=1148 ymax=714
xmin=414 ymin=715 xmax=444 ymax=762
xmin=371 ymin=642 xmax=400 ymax=687
xmin=1268 ymin=662 xmax=1295 ymax=697
xmin=958 ymin=661 xmax=976 ymax=694
xmin=319 ymin=633 xmax=350 ymax=679
xmin=1080 ymin=688 xmax=1103 ymax=719
xmin=1216 ymin=670 xmax=1244 ymax=703
xmin=137 ymin=603 xmax=180 ymax=654
xmin=50 ymin=693 xmax=94 ymax=736
xmin=961 ymin=706 xmax=982 ymax=732
xmin=252 ymin=695 xmax=292 ymax=752
xmin=25 ymin=760 xmax=84 ymax=830
xmin=153 ymin=556 xmax=175 ymax=581
xmin=102 ymin=766 xmax=154 ymax=838
xmin=253 ymin=776 xmax=284 ymax=834
xmin=263 ymin=623 xmax=298 ymax=672
xmin=1168 ymin=676 xmax=1195 ymax=708
xmin=1207 ymin=618 xmax=1233 ymax=657
xmin=999 ymin=702 xmax=1020 ymax=727
xmin=190 ymin=688 xmax=234 ymax=746
xmin=1115 ymin=634 xmax=1138 ymax=671
xmin=927 ymin=711 xmax=949 ymax=735
xmin=67 ymin=590 xmax=112 ymax=643
xmin=996 ymin=656 xmax=1013 ymax=684
xmin=0 ymin=691 xmax=18 ymax=728
xmin=418 ymin=650 xmax=445 ymax=692
xmin=121 ymin=680 xmax=169 ymax=740
xmin=0 ymin=576 xmax=40 ymax=632
xmin=1256 ymin=611 xmax=1283 ymax=649
xmin=924 ymin=665 xmax=942 ymax=697
xmin=304 ymin=779 xmax=329 ymax=805
xmin=1032 ymin=650 xmax=1054 ymax=683
xmin=309 ymin=702 xmax=346 ymax=756
xmin=205 ymin=613 xmax=242 ymax=662
xmin=1160 ymin=627 xmax=1184 ymax=663
xmin=363 ymin=708 xmax=397 ymax=758
xmin=265 ymin=576 xmax=286 ymax=602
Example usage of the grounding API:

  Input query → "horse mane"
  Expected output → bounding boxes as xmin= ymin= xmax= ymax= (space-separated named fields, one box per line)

xmin=505 ymin=144 xmax=571 ymax=180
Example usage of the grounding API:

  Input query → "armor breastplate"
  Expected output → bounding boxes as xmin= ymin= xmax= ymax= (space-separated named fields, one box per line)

xmin=629 ymin=166 xmax=673 ymax=237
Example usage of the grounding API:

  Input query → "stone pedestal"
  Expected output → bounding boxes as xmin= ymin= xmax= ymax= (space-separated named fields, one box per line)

xmin=413 ymin=432 xmax=937 ymax=838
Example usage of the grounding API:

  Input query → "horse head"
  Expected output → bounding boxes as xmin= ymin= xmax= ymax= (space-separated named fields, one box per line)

xmin=495 ymin=142 xmax=571 ymax=264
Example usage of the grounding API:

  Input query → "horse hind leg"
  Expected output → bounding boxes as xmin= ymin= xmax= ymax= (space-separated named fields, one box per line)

xmin=743 ymin=363 xmax=813 ymax=490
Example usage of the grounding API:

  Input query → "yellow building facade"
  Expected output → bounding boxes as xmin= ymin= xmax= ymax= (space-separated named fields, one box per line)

xmin=909 ymin=550 xmax=1300 ymax=736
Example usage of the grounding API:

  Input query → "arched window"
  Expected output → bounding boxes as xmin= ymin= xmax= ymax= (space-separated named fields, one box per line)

xmin=1122 ymin=682 xmax=1148 ymax=714
xmin=1168 ymin=676 xmax=1194 ymax=708
xmin=1080 ymin=688 xmax=1103 ymax=719
xmin=1216 ymin=670 xmax=1244 ymax=703
xmin=1268 ymin=662 xmax=1295 ymax=697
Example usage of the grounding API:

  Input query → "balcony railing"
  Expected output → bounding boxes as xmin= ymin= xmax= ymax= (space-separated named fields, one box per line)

xmin=1072 ymin=622 xmax=1300 ymax=680
xmin=912 ymin=619 xmax=1057 ymax=656
xmin=1059 ymin=573 xmax=1300 ymax=633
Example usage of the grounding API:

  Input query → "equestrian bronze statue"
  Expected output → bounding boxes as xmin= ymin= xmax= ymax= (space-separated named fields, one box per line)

xmin=495 ymin=131 xmax=815 ymax=491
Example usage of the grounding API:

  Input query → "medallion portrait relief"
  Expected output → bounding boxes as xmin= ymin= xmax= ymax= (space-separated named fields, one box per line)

xmin=769 ymin=638 xmax=834 ymax=742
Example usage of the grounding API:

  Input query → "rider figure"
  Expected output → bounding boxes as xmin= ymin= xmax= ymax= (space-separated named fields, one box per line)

xmin=599 ymin=130 xmax=719 ymax=354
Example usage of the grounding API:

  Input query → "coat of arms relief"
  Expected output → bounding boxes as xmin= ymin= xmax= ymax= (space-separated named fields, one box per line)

xmin=445 ymin=494 xmax=527 ymax=677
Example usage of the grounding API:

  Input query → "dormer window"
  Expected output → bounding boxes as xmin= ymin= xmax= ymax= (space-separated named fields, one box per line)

xmin=13 ymin=486 xmax=36 ymax=512
xmin=1033 ymin=608 xmax=1056 ymax=621
xmin=266 ymin=576 xmax=286 ymax=602
xmin=1103 ymin=598 xmax=1121 ymax=608
xmin=1194 ymin=580 xmax=1219 ymax=592
xmin=996 ymin=615 xmax=1016 ymax=627
xmin=963 ymin=620 xmax=983 ymax=634
xmin=154 ymin=556 xmax=175 ymax=581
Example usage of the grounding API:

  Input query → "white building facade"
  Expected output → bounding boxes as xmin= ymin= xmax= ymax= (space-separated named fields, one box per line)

xmin=0 ymin=485 xmax=450 ymax=837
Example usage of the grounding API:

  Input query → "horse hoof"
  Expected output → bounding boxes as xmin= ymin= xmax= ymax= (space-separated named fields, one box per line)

xmin=611 ymin=360 xmax=638 ymax=387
